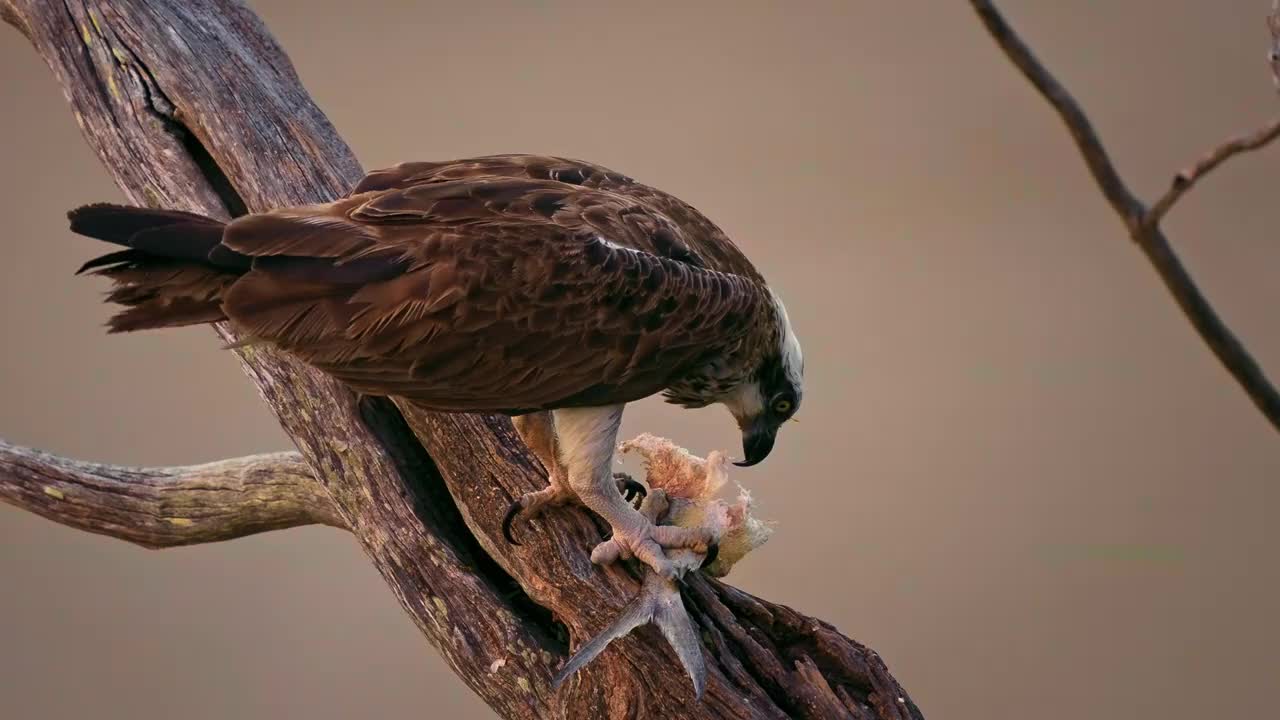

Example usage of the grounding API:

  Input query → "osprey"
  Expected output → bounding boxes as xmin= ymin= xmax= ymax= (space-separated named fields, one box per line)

xmin=66 ymin=154 xmax=804 ymax=578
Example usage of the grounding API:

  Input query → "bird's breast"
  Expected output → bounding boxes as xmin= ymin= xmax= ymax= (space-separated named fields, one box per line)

xmin=662 ymin=357 xmax=750 ymax=409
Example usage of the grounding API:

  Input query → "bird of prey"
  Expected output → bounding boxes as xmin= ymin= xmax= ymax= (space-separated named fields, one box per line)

xmin=66 ymin=154 xmax=804 ymax=579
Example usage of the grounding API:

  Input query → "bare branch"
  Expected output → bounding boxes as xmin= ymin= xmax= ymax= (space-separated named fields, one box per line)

xmin=967 ymin=0 xmax=1144 ymax=226
xmin=969 ymin=0 xmax=1280 ymax=434
xmin=0 ymin=441 xmax=341 ymax=548
xmin=1147 ymin=117 xmax=1280 ymax=226
xmin=1133 ymin=227 xmax=1280 ymax=430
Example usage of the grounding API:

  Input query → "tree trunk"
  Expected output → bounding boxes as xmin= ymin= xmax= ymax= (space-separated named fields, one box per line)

xmin=0 ymin=2 xmax=922 ymax=718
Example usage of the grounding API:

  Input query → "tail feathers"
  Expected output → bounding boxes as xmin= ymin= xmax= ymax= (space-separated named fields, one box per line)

xmin=67 ymin=203 xmax=247 ymax=333
xmin=68 ymin=203 xmax=247 ymax=270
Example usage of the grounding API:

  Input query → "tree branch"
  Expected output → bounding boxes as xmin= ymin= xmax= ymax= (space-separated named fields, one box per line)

xmin=1 ymin=0 xmax=922 ymax=718
xmin=968 ymin=0 xmax=1144 ymax=225
xmin=0 ymin=441 xmax=341 ymax=548
xmin=969 ymin=0 xmax=1280 ymax=434
xmin=1147 ymin=118 xmax=1280 ymax=226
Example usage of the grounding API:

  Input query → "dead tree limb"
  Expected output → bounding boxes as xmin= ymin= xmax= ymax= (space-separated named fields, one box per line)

xmin=969 ymin=0 xmax=1280 ymax=433
xmin=0 ymin=1 xmax=921 ymax=718
xmin=0 ymin=441 xmax=338 ymax=548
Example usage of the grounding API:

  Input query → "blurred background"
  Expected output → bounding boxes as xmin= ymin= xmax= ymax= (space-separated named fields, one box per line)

xmin=3 ymin=1 xmax=1279 ymax=718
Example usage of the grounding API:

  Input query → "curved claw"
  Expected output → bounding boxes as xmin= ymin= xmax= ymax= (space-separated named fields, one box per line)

xmin=621 ymin=478 xmax=647 ymax=506
xmin=699 ymin=542 xmax=719 ymax=570
xmin=501 ymin=500 xmax=524 ymax=546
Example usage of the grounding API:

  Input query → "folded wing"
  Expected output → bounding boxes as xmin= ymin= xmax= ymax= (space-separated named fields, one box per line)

xmin=219 ymin=172 xmax=765 ymax=412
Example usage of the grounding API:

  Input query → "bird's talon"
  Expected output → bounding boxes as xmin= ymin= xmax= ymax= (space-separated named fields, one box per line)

xmin=613 ymin=472 xmax=648 ymax=508
xmin=501 ymin=482 xmax=578 ymax=546
xmin=591 ymin=522 xmax=707 ymax=579
xmin=501 ymin=500 xmax=524 ymax=545
xmin=622 ymin=480 xmax=646 ymax=506
xmin=700 ymin=542 xmax=719 ymax=570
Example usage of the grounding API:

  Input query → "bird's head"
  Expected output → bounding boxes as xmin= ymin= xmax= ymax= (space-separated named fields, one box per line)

xmin=722 ymin=295 xmax=803 ymax=467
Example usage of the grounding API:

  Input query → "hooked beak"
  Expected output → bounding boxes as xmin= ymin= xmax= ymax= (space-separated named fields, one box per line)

xmin=734 ymin=417 xmax=777 ymax=467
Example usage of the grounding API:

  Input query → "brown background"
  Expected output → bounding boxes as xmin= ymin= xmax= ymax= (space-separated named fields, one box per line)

xmin=3 ymin=2 xmax=1278 ymax=718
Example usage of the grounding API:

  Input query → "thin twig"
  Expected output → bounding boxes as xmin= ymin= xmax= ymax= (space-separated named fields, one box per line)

xmin=1147 ymin=117 xmax=1280 ymax=226
xmin=968 ymin=0 xmax=1280 ymax=433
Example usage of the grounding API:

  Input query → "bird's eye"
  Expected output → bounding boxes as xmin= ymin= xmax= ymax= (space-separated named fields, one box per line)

xmin=771 ymin=398 xmax=793 ymax=416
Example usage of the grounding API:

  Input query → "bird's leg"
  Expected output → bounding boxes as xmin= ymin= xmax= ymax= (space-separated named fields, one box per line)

xmin=554 ymin=406 xmax=714 ymax=578
xmin=504 ymin=412 xmax=574 ymax=544
xmin=504 ymin=411 xmax=645 ymax=544
xmin=551 ymin=487 xmax=710 ymax=699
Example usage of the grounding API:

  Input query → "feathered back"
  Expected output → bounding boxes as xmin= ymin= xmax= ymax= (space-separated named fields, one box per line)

xmin=66 ymin=155 xmax=778 ymax=414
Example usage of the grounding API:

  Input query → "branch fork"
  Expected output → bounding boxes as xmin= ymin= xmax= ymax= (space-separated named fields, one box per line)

xmin=970 ymin=0 xmax=1280 ymax=433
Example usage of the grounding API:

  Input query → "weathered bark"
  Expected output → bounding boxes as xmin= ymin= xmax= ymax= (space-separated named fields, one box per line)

xmin=0 ymin=1 xmax=921 ymax=719
xmin=0 ymin=441 xmax=339 ymax=547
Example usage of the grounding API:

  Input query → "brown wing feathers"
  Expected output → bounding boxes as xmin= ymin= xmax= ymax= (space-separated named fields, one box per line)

xmin=66 ymin=156 xmax=767 ymax=412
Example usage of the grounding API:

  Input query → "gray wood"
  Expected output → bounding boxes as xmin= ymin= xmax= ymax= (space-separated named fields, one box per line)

xmin=0 ymin=441 xmax=340 ymax=547
xmin=0 ymin=1 xmax=922 ymax=718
